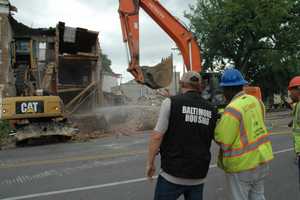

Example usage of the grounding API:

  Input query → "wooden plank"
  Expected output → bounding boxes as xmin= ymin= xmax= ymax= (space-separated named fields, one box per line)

xmin=58 ymin=88 xmax=84 ymax=93
xmin=65 ymin=81 xmax=96 ymax=110
xmin=59 ymin=54 xmax=98 ymax=61
xmin=77 ymin=52 xmax=98 ymax=57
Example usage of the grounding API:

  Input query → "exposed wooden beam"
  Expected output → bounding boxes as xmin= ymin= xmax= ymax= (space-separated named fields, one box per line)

xmin=65 ymin=81 xmax=96 ymax=111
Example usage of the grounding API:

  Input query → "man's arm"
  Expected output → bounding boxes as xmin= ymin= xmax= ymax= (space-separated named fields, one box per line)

xmin=146 ymin=131 xmax=164 ymax=179
xmin=146 ymin=98 xmax=171 ymax=179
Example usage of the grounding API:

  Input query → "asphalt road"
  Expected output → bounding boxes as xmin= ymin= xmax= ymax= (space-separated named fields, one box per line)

xmin=0 ymin=111 xmax=299 ymax=200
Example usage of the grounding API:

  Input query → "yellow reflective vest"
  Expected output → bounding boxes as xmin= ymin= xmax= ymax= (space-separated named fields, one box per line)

xmin=214 ymin=92 xmax=274 ymax=173
xmin=292 ymin=102 xmax=300 ymax=153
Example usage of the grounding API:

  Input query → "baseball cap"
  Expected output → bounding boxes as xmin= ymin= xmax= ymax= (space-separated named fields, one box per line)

xmin=180 ymin=71 xmax=201 ymax=84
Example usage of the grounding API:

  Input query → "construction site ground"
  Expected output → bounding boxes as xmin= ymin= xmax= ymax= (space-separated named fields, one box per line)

xmin=0 ymin=110 xmax=298 ymax=200
xmin=0 ymin=107 xmax=294 ymax=149
xmin=0 ymin=104 xmax=160 ymax=150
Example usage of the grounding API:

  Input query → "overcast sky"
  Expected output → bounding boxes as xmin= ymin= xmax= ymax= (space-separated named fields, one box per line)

xmin=10 ymin=0 xmax=197 ymax=82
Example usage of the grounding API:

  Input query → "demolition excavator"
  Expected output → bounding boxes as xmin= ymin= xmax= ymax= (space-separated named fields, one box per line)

xmin=118 ymin=0 xmax=261 ymax=103
xmin=1 ymin=38 xmax=76 ymax=145
xmin=119 ymin=0 xmax=201 ymax=89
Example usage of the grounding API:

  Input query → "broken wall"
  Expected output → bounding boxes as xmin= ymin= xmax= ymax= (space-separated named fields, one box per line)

xmin=0 ymin=6 xmax=15 ymax=97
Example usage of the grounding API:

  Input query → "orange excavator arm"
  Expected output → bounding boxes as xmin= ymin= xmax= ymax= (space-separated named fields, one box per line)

xmin=119 ymin=0 xmax=202 ymax=89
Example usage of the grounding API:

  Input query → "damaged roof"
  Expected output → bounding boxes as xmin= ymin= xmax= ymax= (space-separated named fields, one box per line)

xmin=57 ymin=22 xmax=99 ymax=54
xmin=9 ymin=15 xmax=55 ymax=38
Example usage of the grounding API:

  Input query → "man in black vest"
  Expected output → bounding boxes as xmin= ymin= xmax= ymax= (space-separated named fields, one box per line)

xmin=146 ymin=71 xmax=218 ymax=200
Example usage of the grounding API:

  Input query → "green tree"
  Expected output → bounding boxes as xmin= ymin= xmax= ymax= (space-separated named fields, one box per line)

xmin=185 ymin=0 xmax=300 ymax=95
xmin=101 ymin=53 xmax=113 ymax=73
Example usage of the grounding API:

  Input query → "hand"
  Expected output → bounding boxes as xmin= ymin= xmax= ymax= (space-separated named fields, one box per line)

xmin=146 ymin=163 xmax=156 ymax=180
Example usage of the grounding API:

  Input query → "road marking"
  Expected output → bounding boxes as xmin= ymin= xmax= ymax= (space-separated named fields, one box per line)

xmin=273 ymin=148 xmax=294 ymax=154
xmin=0 ymin=131 xmax=291 ymax=169
xmin=0 ymin=147 xmax=294 ymax=200
xmin=270 ymin=131 xmax=291 ymax=136
xmin=0 ymin=149 xmax=147 ymax=169
xmin=1 ymin=157 xmax=139 ymax=186
xmin=0 ymin=177 xmax=152 ymax=200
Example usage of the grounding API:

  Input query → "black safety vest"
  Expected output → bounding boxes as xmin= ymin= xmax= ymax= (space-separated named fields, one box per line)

xmin=160 ymin=91 xmax=217 ymax=179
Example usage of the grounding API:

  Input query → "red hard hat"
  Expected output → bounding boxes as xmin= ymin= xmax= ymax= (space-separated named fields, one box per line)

xmin=288 ymin=76 xmax=300 ymax=90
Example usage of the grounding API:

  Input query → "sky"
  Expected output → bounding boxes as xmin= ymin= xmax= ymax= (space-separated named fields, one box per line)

xmin=10 ymin=0 xmax=197 ymax=82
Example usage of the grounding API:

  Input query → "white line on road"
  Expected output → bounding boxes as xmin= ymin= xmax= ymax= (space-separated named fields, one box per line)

xmin=0 ymin=147 xmax=294 ymax=200
xmin=0 ymin=178 xmax=151 ymax=200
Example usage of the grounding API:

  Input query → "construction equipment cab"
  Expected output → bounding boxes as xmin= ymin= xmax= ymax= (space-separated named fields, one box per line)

xmin=1 ymin=34 xmax=75 ymax=145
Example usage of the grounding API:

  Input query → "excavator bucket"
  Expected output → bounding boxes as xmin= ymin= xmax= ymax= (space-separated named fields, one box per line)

xmin=141 ymin=56 xmax=173 ymax=89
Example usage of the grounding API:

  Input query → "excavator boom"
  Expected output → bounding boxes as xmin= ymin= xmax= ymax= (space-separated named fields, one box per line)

xmin=119 ymin=0 xmax=202 ymax=89
xmin=119 ymin=0 xmax=262 ymax=103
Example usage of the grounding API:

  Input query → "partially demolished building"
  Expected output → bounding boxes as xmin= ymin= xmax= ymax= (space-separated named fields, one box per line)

xmin=56 ymin=22 xmax=102 ymax=112
xmin=0 ymin=0 xmax=103 ymax=112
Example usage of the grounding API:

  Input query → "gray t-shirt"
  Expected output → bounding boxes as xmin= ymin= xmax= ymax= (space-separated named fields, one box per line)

xmin=154 ymin=98 xmax=171 ymax=134
xmin=154 ymin=98 xmax=205 ymax=185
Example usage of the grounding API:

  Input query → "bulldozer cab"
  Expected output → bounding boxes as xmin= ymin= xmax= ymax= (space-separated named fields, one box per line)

xmin=201 ymin=72 xmax=226 ymax=108
xmin=13 ymin=38 xmax=37 ymax=96
xmin=201 ymin=72 xmax=263 ymax=109
xmin=12 ymin=37 xmax=57 ymax=96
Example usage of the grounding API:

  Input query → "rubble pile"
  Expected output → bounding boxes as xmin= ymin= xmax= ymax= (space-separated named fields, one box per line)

xmin=71 ymin=104 xmax=160 ymax=140
xmin=135 ymin=94 xmax=166 ymax=106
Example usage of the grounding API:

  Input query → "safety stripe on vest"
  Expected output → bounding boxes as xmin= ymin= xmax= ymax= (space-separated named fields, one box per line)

xmin=224 ymin=107 xmax=249 ymax=146
xmin=222 ymin=105 xmax=270 ymax=157
xmin=223 ymin=135 xmax=270 ymax=157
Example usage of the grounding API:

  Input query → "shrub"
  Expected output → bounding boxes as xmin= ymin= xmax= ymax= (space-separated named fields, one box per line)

xmin=0 ymin=120 xmax=10 ymax=139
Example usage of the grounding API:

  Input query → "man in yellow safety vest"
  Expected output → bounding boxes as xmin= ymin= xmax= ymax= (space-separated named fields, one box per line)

xmin=288 ymin=76 xmax=300 ymax=188
xmin=215 ymin=68 xmax=274 ymax=200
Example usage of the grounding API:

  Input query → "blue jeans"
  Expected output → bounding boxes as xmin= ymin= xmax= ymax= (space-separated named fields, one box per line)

xmin=154 ymin=175 xmax=204 ymax=200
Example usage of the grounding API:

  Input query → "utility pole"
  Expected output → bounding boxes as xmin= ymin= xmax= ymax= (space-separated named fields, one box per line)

xmin=173 ymin=64 xmax=178 ymax=94
xmin=0 ymin=84 xmax=4 ymax=119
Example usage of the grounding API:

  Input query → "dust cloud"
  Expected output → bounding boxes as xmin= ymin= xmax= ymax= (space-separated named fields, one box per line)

xmin=71 ymin=105 xmax=160 ymax=136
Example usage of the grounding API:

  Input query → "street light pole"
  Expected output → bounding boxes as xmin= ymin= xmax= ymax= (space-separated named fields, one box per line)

xmin=174 ymin=64 xmax=178 ymax=94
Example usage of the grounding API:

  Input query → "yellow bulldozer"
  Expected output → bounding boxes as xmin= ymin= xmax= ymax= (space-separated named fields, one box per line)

xmin=1 ymin=96 xmax=75 ymax=145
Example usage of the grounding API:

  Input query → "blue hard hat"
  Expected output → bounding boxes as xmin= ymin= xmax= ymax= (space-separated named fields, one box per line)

xmin=220 ymin=68 xmax=248 ymax=87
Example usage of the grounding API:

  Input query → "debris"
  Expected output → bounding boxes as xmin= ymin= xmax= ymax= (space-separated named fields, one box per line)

xmin=141 ymin=56 xmax=173 ymax=89
xmin=71 ymin=105 xmax=160 ymax=139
